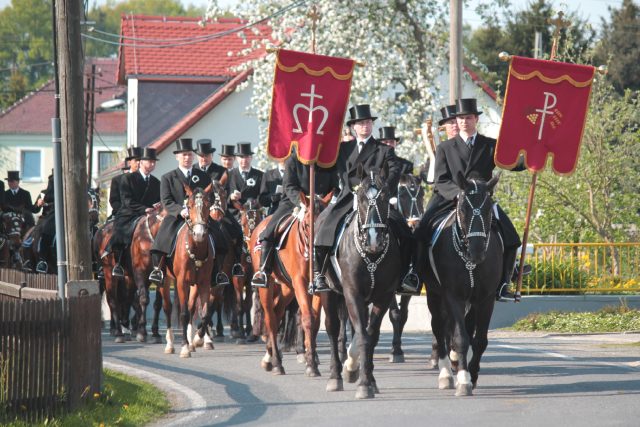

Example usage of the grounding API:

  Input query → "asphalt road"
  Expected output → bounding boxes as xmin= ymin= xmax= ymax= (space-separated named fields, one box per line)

xmin=102 ymin=328 xmax=640 ymax=427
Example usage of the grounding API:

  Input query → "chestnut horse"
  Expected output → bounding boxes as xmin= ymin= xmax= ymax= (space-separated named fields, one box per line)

xmin=249 ymin=191 xmax=333 ymax=376
xmin=159 ymin=184 xmax=216 ymax=358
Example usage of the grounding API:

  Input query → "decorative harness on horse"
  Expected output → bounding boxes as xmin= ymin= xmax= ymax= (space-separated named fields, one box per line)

xmin=353 ymin=172 xmax=390 ymax=295
xmin=183 ymin=192 xmax=211 ymax=270
xmin=451 ymin=180 xmax=492 ymax=288
xmin=397 ymin=182 xmax=423 ymax=221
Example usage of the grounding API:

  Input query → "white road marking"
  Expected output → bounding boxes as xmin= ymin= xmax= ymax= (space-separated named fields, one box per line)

xmin=104 ymin=361 xmax=207 ymax=426
xmin=497 ymin=344 xmax=574 ymax=360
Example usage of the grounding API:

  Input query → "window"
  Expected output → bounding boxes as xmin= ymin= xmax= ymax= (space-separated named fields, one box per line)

xmin=98 ymin=151 xmax=119 ymax=174
xmin=20 ymin=150 xmax=41 ymax=181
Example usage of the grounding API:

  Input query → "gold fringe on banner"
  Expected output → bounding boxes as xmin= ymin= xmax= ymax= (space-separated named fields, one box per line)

xmin=276 ymin=59 xmax=354 ymax=80
xmin=510 ymin=68 xmax=594 ymax=88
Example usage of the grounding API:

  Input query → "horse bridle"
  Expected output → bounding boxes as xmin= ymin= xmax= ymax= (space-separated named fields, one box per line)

xmin=353 ymin=172 xmax=391 ymax=294
xmin=3 ymin=212 xmax=24 ymax=238
xmin=243 ymin=201 xmax=262 ymax=241
xmin=397 ymin=182 xmax=423 ymax=220
xmin=88 ymin=192 xmax=99 ymax=214
xmin=184 ymin=191 xmax=210 ymax=269
xmin=452 ymin=180 xmax=493 ymax=288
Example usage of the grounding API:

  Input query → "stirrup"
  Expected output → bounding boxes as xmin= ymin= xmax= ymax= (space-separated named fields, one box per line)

xmin=496 ymin=282 xmax=515 ymax=302
xmin=232 ymin=263 xmax=245 ymax=277
xmin=148 ymin=268 xmax=164 ymax=284
xmin=215 ymin=272 xmax=230 ymax=287
xmin=311 ymin=275 xmax=331 ymax=294
xmin=251 ymin=271 xmax=268 ymax=288
xmin=400 ymin=270 xmax=420 ymax=293
xmin=36 ymin=260 xmax=48 ymax=274
xmin=112 ymin=263 xmax=125 ymax=278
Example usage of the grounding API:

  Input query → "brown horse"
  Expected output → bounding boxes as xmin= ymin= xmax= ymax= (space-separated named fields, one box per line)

xmin=249 ymin=191 xmax=333 ymax=376
xmin=160 ymin=184 xmax=216 ymax=358
xmin=230 ymin=198 xmax=263 ymax=341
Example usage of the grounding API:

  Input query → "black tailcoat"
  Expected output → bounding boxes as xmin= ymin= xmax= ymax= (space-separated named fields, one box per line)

xmin=315 ymin=136 xmax=402 ymax=247
xmin=261 ymin=156 xmax=339 ymax=241
xmin=4 ymin=187 xmax=36 ymax=227
xmin=109 ymin=174 xmax=125 ymax=216
xmin=152 ymin=167 xmax=212 ymax=254
xmin=200 ymin=162 xmax=227 ymax=182
xmin=258 ymin=167 xmax=284 ymax=215
xmin=227 ymin=167 xmax=263 ymax=218
xmin=112 ymin=172 xmax=161 ymax=247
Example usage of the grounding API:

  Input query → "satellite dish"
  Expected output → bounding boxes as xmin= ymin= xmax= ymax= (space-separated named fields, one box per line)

xmin=99 ymin=99 xmax=125 ymax=110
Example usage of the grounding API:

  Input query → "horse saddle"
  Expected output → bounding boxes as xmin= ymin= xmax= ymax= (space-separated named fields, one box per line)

xmin=331 ymin=210 xmax=357 ymax=257
xmin=22 ymin=228 xmax=35 ymax=248
xmin=275 ymin=214 xmax=296 ymax=250
xmin=430 ymin=210 xmax=455 ymax=247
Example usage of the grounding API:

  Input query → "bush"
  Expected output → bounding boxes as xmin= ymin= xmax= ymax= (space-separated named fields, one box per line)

xmin=512 ymin=306 xmax=640 ymax=333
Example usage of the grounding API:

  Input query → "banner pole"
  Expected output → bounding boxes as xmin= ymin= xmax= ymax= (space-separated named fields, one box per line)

xmin=514 ymin=171 xmax=537 ymax=302
xmin=308 ymin=4 xmax=319 ymax=293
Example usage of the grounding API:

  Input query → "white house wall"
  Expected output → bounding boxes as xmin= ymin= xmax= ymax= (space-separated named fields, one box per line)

xmin=127 ymin=78 xmax=139 ymax=149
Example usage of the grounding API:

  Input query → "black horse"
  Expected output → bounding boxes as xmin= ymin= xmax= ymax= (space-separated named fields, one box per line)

xmin=321 ymin=165 xmax=403 ymax=399
xmin=423 ymin=172 xmax=502 ymax=396
xmin=388 ymin=173 xmax=425 ymax=363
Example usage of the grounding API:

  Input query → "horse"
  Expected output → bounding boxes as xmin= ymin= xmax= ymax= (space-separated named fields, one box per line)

xmin=0 ymin=211 xmax=28 ymax=269
xmin=322 ymin=165 xmax=404 ymax=399
xmin=249 ymin=190 xmax=333 ymax=376
xmin=159 ymin=184 xmax=216 ymax=358
xmin=423 ymin=173 xmax=502 ymax=396
xmin=229 ymin=198 xmax=264 ymax=341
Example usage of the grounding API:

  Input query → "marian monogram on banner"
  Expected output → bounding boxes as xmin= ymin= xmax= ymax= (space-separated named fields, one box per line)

xmin=496 ymin=56 xmax=596 ymax=175
xmin=267 ymin=49 xmax=356 ymax=167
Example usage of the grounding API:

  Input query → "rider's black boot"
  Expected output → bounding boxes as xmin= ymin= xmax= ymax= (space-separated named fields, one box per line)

xmin=312 ymin=246 xmax=331 ymax=294
xmin=148 ymin=251 xmax=165 ymax=284
xmin=497 ymin=247 xmax=518 ymax=302
xmin=251 ymin=240 xmax=274 ymax=288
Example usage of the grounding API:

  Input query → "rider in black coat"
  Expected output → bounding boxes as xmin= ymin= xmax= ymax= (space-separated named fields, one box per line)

xmin=313 ymin=105 xmax=418 ymax=293
xmin=3 ymin=171 xmax=37 ymax=228
xmin=414 ymin=98 xmax=526 ymax=301
xmin=251 ymin=153 xmax=339 ymax=287
xmin=35 ymin=173 xmax=55 ymax=273
xmin=227 ymin=143 xmax=263 ymax=219
xmin=109 ymin=147 xmax=142 ymax=219
xmin=258 ymin=164 xmax=285 ymax=216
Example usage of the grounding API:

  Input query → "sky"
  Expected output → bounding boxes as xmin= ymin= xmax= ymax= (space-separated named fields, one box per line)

xmin=0 ymin=0 xmax=625 ymax=30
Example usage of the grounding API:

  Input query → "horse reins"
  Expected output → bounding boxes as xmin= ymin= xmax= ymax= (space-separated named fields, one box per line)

xmin=397 ymin=182 xmax=423 ymax=221
xmin=451 ymin=180 xmax=492 ymax=288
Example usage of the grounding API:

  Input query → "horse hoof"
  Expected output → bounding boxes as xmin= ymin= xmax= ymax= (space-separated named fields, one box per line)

xmin=355 ymin=385 xmax=374 ymax=399
xmin=326 ymin=379 xmax=343 ymax=392
xmin=305 ymin=366 xmax=321 ymax=377
xmin=180 ymin=348 xmax=191 ymax=358
xmin=136 ymin=333 xmax=146 ymax=343
xmin=114 ymin=336 xmax=125 ymax=344
xmin=389 ymin=353 xmax=405 ymax=363
xmin=438 ymin=377 xmax=454 ymax=390
xmin=188 ymin=344 xmax=196 ymax=353
xmin=125 ymin=334 xmax=132 ymax=342
xmin=193 ymin=335 xmax=204 ymax=348
xmin=426 ymin=359 xmax=439 ymax=370
xmin=371 ymin=381 xmax=380 ymax=394
xmin=204 ymin=343 xmax=214 ymax=350
xmin=261 ymin=360 xmax=273 ymax=372
xmin=236 ymin=338 xmax=246 ymax=345
xmin=455 ymin=383 xmax=473 ymax=397
xmin=152 ymin=336 xmax=163 ymax=344
xmin=296 ymin=354 xmax=306 ymax=364
xmin=246 ymin=334 xmax=259 ymax=343
xmin=213 ymin=335 xmax=225 ymax=343
xmin=342 ymin=366 xmax=359 ymax=384
xmin=272 ymin=366 xmax=286 ymax=375
xmin=164 ymin=346 xmax=175 ymax=354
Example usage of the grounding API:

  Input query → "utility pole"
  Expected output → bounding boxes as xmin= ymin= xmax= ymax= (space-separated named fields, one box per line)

xmin=55 ymin=0 xmax=92 ymax=281
xmin=449 ymin=0 xmax=463 ymax=103
xmin=86 ymin=63 xmax=96 ymax=187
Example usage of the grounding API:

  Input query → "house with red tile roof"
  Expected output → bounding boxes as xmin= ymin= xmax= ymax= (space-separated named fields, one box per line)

xmin=115 ymin=15 xmax=270 ymax=178
xmin=0 ymin=57 xmax=126 ymax=198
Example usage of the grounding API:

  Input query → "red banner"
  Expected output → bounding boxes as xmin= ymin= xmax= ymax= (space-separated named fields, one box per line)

xmin=495 ymin=56 xmax=595 ymax=175
xmin=267 ymin=49 xmax=355 ymax=167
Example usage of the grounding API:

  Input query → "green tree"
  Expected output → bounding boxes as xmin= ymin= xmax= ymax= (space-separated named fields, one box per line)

xmin=593 ymin=0 xmax=640 ymax=93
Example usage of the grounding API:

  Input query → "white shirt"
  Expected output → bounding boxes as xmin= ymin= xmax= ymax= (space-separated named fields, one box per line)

xmin=178 ymin=166 xmax=192 ymax=179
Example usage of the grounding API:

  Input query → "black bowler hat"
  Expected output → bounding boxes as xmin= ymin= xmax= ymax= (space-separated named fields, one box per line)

xmin=455 ymin=98 xmax=483 ymax=116
xmin=140 ymin=147 xmax=159 ymax=161
xmin=438 ymin=104 xmax=458 ymax=125
xmin=125 ymin=146 xmax=143 ymax=161
xmin=219 ymin=144 xmax=236 ymax=157
xmin=346 ymin=104 xmax=377 ymax=125
xmin=173 ymin=138 xmax=195 ymax=154
xmin=378 ymin=126 xmax=401 ymax=143
xmin=5 ymin=170 xmax=20 ymax=181
xmin=235 ymin=142 xmax=254 ymax=156
xmin=195 ymin=139 xmax=216 ymax=156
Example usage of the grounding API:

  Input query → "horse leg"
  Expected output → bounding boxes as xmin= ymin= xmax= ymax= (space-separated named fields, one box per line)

xmin=366 ymin=302 xmax=391 ymax=394
xmin=258 ymin=285 xmax=282 ymax=374
xmin=106 ymin=271 xmax=125 ymax=343
xmin=192 ymin=277 xmax=212 ymax=349
xmin=337 ymin=302 xmax=349 ymax=363
xmin=445 ymin=294 xmax=472 ymax=396
xmin=214 ymin=302 xmax=225 ymax=341
xmin=243 ymin=283 xmax=253 ymax=336
xmin=291 ymin=277 xmax=320 ymax=377
xmin=311 ymin=294 xmax=322 ymax=367
xmin=160 ymin=283 xmax=175 ymax=354
xmin=343 ymin=288 xmax=373 ymax=399
xmin=321 ymin=291 xmax=343 ymax=392
xmin=426 ymin=290 xmax=444 ymax=371
xmin=232 ymin=276 xmax=246 ymax=342
xmin=388 ymin=297 xmax=404 ymax=363
xmin=151 ymin=286 xmax=163 ymax=344
xmin=295 ymin=307 xmax=305 ymax=363
xmin=468 ymin=298 xmax=495 ymax=388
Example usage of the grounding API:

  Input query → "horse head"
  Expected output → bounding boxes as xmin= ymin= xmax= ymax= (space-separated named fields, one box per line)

xmin=2 ymin=211 xmax=26 ymax=251
xmin=208 ymin=180 xmax=227 ymax=222
xmin=396 ymin=173 xmax=424 ymax=230
xmin=355 ymin=164 xmax=392 ymax=254
xmin=233 ymin=198 xmax=263 ymax=239
xmin=184 ymin=183 xmax=213 ymax=243
xmin=454 ymin=171 xmax=500 ymax=264
xmin=87 ymin=188 xmax=101 ymax=230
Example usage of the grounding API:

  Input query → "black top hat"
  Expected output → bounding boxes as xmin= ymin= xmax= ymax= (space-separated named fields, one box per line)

xmin=125 ymin=146 xmax=143 ymax=161
xmin=5 ymin=170 xmax=20 ymax=181
xmin=438 ymin=104 xmax=458 ymax=125
xmin=378 ymin=126 xmax=401 ymax=143
xmin=346 ymin=104 xmax=378 ymax=125
xmin=173 ymin=138 xmax=195 ymax=154
xmin=455 ymin=98 xmax=483 ymax=117
xmin=195 ymin=139 xmax=216 ymax=156
xmin=219 ymin=144 xmax=236 ymax=157
xmin=235 ymin=142 xmax=254 ymax=156
xmin=140 ymin=147 xmax=159 ymax=161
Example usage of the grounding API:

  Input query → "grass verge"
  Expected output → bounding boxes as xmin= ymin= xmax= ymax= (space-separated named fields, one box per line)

xmin=4 ymin=369 xmax=169 ymax=427
xmin=511 ymin=304 xmax=640 ymax=333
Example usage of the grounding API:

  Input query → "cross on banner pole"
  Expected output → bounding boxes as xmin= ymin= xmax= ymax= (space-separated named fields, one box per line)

xmin=308 ymin=4 xmax=319 ymax=293
xmin=510 ymin=12 xmax=571 ymax=302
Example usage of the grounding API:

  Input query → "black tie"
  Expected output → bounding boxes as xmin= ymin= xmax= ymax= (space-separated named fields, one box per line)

xmin=187 ymin=170 xmax=192 ymax=181
xmin=466 ymin=137 xmax=473 ymax=150
xmin=242 ymin=171 xmax=248 ymax=181
xmin=144 ymin=175 xmax=149 ymax=185
xmin=358 ymin=141 xmax=364 ymax=154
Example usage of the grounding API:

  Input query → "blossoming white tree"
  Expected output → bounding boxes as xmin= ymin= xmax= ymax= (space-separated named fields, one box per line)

xmin=206 ymin=0 xmax=453 ymax=164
